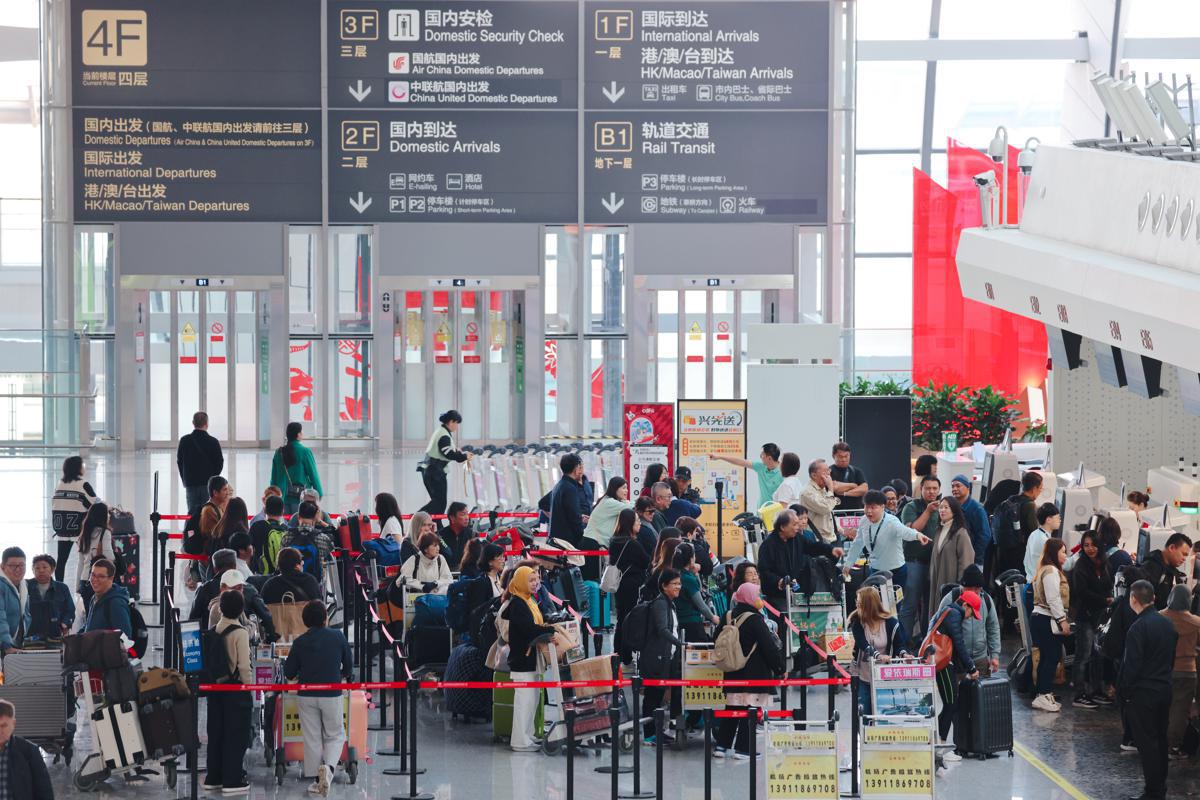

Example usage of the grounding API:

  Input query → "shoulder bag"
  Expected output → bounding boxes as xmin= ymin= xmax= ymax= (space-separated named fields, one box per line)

xmin=279 ymin=449 xmax=306 ymax=504
xmin=918 ymin=607 xmax=953 ymax=672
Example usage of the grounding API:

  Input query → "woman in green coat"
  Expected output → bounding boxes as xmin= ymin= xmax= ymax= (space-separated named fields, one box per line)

xmin=270 ymin=422 xmax=324 ymax=514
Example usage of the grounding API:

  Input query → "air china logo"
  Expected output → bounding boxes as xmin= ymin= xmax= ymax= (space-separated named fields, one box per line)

xmin=680 ymin=410 xmax=744 ymax=434
xmin=389 ymin=52 xmax=410 ymax=74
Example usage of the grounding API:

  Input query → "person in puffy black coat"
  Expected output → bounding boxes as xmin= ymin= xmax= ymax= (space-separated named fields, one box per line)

xmin=713 ymin=582 xmax=785 ymax=758
xmin=638 ymin=569 xmax=683 ymax=742
xmin=609 ymin=509 xmax=651 ymax=658
xmin=926 ymin=591 xmax=979 ymax=757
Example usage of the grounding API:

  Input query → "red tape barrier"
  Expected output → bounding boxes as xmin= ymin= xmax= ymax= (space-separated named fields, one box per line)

xmin=198 ymin=675 xmax=850 ymax=694
xmin=158 ymin=512 xmax=538 ymax=522
xmin=173 ymin=553 xmax=208 ymax=561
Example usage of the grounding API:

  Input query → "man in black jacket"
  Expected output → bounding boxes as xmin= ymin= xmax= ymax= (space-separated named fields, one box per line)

xmin=177 ymin=411 xmax=224 ymax=514
xmin=1121 ymin=579 xmax=1179 ymax=800
xmin=189 ymin=549 xmax=274 ymax=637
xmin=758 ymin=509 xmax=844 ymax=614
xmin=1140 ymin=533 xmax=1193 ymax=610
xmin=547 ymin=454 xmax=590 ymax=546
xmin=0 ymin=698 xmax=52 ymax=800
xmin=442 ymin=502 xmax=475 ymax=568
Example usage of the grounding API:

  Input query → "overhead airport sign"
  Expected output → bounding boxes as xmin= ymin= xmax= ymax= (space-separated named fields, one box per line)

xmin=328 ymin=0 xmax=579 ymax=109
xmin=585 ymin=110 xmax=827 ymax=222
xmin=71 ymin=0 xmax=322 ymax=108
xmin=328 ymin=110 xmax=577 ymax=222
xmin=74 ymin=109 xmax=322 ymax=222
xmin=584 ymin=1 xmax=830 ymax=110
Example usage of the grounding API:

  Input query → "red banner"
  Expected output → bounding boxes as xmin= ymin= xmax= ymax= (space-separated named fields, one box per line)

xmin=623 ymin=403 xmax=674 ymax=497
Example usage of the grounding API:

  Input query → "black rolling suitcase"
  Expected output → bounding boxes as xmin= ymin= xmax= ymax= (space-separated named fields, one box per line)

xmin=444 ymin=643 xmax=492 ymax=721
xmin=407 ymin=626 xmax=452 ymax=672
xmin=137 ymin=668 xmax=198 ymax=759
xmin=551 ymin=566 xmax=589 ymax=617
xmin=955 ymin=675 xmax=1013 ymax=758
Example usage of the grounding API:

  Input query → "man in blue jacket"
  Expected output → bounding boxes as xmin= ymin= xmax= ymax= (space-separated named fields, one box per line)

xmin=82 ymin=558 xmax=132 ymax=638
xmin=0 ymin=547 xmax=27 ymax=654
xmin=0 ymin=699 xmax=53 ymax=800
xmin=949 ymin=475 xmax=991 ymax=568
xmin=23 ymin=553 xmax=75 ymax=642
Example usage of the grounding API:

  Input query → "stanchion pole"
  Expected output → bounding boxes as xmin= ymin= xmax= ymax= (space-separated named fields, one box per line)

xmin=597 ymin=654 xmax=632 ymax=775
xmin=703 ymin=708 xmax=713 ymax=800
xmin=609 ymin=706 xmax=621 ymax=800
xmin=826 ymin=655 xmax=837 ymax=721
xmin=390 ymin=679 xmax=433 ymax=800
xmin=654 ymin=708 xmax=665 ymax=800
xmin=748 ymin=707 xmax=759 ymax=800
xmin=371 ymin=621 xmax=390 ymax=731
xmin=566 ymin=707 xmax=577 ymax=800
xmin=379 ymin=642 xmax=403 ymax=760
xmin=619 ymin=675 xmax=654 ymax=798
xmin=800 ymin=675 xmax=808 ymax=719
xmin=148 ymin=471 xmax=161 ymax=608
xmin=188 ymin=675 xmax=199 ymax=800
xmin=849 ymin=675 xmax=861 ymax=797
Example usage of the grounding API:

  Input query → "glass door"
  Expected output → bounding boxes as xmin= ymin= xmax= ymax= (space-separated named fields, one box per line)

xmin=396 ymin=288 xmax=521 ymax=444
xmin=146 ymin=289 xmax=265 ymax=446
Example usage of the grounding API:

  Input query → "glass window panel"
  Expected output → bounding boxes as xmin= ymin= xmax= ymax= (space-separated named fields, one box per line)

xmin=589 ymin=339 xmax=625 ymax=436
xmin=234 ymin=291 xmax=258 ymax=442
xmin=855 ymin=257 xmax=912 ymax=331
xmin=586 ymin=230 xmax=626 ymax=333
xmin=544 ymin=339 xmax=560 ymax=425
xmin=544 ymin=227 xmax=578 ymax=334
xmin=654 ymin=290 xmax=678 ymax=404
xmin=1126 ymin=1 xmax=1200 ymax=36
xmin=149 ymin=291 xmax=172 ymax=442
xmin=855 ymin=154 xmax=920 ymax=254
xmin=856 ymin=61 xmax=926 ymax=150
xmin=289 ymin=339 xmax=316 ymax=425
xmin=288 ymin=229 xmax=318 ymax=334
xmin=711 ymin=290 xmax=734 ymax=398
xmin=939 ymin=0 xmax=1079 ymax=39
xmin=177 ymin=292 xmax=200 ymax=439
xmin=932 ymin=61 xmax=1069 ymax=149
xmin=74 ymin=229 xmax=114 ymax=333
xmin=857 ymin=0 xmax=932 ymax=40
xmin=204 ymin=292 xmax=229 ymax=442
xmin=683 ymin=290 xmax=706 ymax=398
xmin=739 ymin=291 xmax=763 ymax=399
xmin=330 ymin=229 xmax=372 ymax=334
xmin=332 ymin=339 xmax=371 ymax=436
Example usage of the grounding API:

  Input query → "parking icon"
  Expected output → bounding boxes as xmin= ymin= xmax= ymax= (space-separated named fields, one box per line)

xmin=389 ymin=196 xmax=406 ymax=213
xmin=408 ymin=196 xmax=426 ymax=213
xmin=641 ymin=174 xmax=658 ymax=190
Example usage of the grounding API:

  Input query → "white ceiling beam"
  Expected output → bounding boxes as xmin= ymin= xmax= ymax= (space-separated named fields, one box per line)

xmin=858 ymin=37 xmax=1091 ymax=62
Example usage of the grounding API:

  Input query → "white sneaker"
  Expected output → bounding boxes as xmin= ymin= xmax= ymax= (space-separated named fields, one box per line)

xmin=307 ymin=782 xmax=323 ymax=795
xmin=1031 ymin=694 xmax=1060 ymax=712
xmin=318 ymin=765 xmax=332 ymax=796
xmin=942 ymin=751 xmax=962 ymax=762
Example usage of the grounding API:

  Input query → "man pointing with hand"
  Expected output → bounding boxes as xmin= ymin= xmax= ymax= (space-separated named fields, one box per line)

xmin=842 ymin=490 xmax=931 ymax=589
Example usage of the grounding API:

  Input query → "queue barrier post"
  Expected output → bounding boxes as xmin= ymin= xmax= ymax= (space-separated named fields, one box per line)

xmin=379 ymin=645 xmax=406 ymax=762
xmin=566 ymin=706 xmax=577 ymax=800
xmin=827 ymin=655 xmax=837 ymax=720
xmin=748 ymin=706 xmax=759 ymax=800
xmin=619 ymin=674 xmax=654 ymax=799
xmin=371 ymin=619 xmax=391 ymax=732
xmin=703 ymin=707 xmax=713 ymax=800
xmin=848 ymin=675 xmax=861 ymax=798
xmin=390 ymin=679 xmax=433 ymax=800
xmin=188 ymin=673 xmax=200 ymax=800
xmin=654 ymin=708 xmax=666 ymax=800
xmin=148 ymin=471 xmax=161 ymax=608
xmin=609 ymin=705 xmax=621 ymax=800
xmin=597 ymin=653 xmax=632 ymax=775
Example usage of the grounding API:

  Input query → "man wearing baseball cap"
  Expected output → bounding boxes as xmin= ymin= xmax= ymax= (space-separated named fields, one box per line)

xmin=949 ymin=475 xmax=991 ymax=569
xmin=660 ymin=467 xmax=701 ymax=527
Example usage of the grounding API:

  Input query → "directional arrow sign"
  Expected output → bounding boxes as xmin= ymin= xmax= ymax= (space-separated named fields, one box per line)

xmin=601 ymin=193 xmax=624 ymax=215
xmin=601 ymin=81 xmax=626 ymax=104
xmin=348 ymin=80 xmax=372 ymax=103
xmin=349 ymin=192 xmax=372 ymax=214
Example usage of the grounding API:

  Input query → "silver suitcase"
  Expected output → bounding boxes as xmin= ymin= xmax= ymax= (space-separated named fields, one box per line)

xmin=0 ymin=684 xmax=67 ymax=738
xmin=2 ymin=649 xmax=63 ymax=686
xmin=92 ymin=700 xmax=147 ymax=770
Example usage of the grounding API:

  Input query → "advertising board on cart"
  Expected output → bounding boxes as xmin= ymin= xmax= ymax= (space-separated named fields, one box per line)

xmin=765 ymin=726 xmax=839 ymax=800
xmin=861 ymin=724 xmax=934 ymax=800
xmin=869 ymin=661 xmax=935 ymax=722
xmin=681 ymin=643 xmax=725 ymax=711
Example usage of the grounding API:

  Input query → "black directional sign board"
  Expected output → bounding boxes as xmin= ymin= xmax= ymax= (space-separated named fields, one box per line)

xmin=328 ymin=110 xmax=577 ymax=222
xmin=328 ymin=0 xmax=579 ymax=109
xmin=585 ymin=111 xmax=827 ymax=222
xmin=584 ymin=1 xmax=829 ymax=110
xmin=74 ymin=108 xmax=322 ymax=222
xmin=71 ymin=0 xmax=322 ymax=108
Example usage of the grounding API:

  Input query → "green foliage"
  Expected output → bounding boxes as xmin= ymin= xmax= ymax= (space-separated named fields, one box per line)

xmin=839 ymin=377 xmax=912 ymax=399
xmin=1021 ymin=420 xmax=1048 ymax=442
xmin=910 ymin=381 xmax=1020 ymax=450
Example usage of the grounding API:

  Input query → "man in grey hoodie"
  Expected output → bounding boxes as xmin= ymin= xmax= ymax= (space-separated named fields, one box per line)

xmin=935 ymin=564 xmax=1000 ymax=676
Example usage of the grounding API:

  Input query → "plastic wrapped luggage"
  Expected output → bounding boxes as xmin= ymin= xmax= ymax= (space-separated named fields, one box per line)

xmin=955 ymin=675 xmax=1014 ymax=758
xmin=2 ymin=649 xmax=62 ymax=686
xmin=550 ymin=566 xmax=589 ymax=617
xmin=583 ymin=580 xmax=611 ymax=630
xmin=92 ymin=699 xmax=148 ymax=770
xmin=492 ymin=671 xmax=543 ymax=742
xmin=444 ymin=643 xmax=491 ymax=721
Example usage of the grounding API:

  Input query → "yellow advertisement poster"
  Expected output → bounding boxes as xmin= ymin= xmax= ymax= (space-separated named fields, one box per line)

xmin=862 ymin=748 xmax=933 ymax=797
xmin=681 ymin=647 xmax=725 ymax=710
xmin=677 ymin=399 xmax=747 ymax=556
xmin=767 ymin=730 xmax=839 ymax=799
xmin=282 ymin=694 xmax=353 ymax=745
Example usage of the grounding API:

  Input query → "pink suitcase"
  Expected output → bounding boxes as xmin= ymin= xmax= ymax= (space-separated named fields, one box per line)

xmin=272 ymin=690 xmax=368 ymax=784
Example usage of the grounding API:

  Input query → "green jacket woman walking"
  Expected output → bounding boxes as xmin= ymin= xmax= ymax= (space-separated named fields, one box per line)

xmin=270 ymin=422 xmax=324 ymax=514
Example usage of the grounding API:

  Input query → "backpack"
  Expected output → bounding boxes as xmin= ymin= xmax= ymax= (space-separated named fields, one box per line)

xmin=712 ymin=612 xmax=758 ymax=672
xmin=447 ymin=574 xmax=482 ymax=632
xmin=286 ymin=528 xmax=323 ymax=578
xmin=182 ymin=504 xmax=213 ymax=556
xmin=991 ymin=496 xmax=1025 ymax=554
xmin=362 ymin=536 xmax=402 ymax=566
xmin=251 ymin=520 xmax=287 ymax=575
xmin=474 ymin=597 xmax=501 ymax=651
xmin=201 ymin=624 xmax=242 ymax=683
xmin=794 ymin=556 xmax=843 ymax=604
xmin=618 ymin=599 xmax=654 ymax=661
xmin=128 ymin=602 xmax=149 ymax=659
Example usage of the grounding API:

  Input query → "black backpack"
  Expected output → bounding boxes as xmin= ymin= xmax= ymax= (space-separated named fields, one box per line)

xmin=128 ymin=602 xmax=149 ymax=659
xmin=618 ymin=599 xmax=654 ymax=662
xmin=991 ymin=496 xmax=1025 ymax=554
xmin=794 ymin=556 xmax=843 ymax=604
xmin=201 ymin=624 xmax=242 ymax=683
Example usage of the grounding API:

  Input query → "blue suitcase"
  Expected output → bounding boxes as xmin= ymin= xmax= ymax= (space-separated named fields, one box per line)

xmin=583 ymin=580 xmax=611 ymax=630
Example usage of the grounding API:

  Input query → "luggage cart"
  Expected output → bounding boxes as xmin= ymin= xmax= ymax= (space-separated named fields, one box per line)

xmin=785 ymin=586 xmax=847 ymax=672
xmin=269 ymin=655 xmax=367 ymax=786
xmin=71 ymin=668 xmax=180 ymax=792
xmin=538 ymin=627 xmax=636 ymax=756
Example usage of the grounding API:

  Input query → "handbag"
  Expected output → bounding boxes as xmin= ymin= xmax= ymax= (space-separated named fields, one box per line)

xmin=599 ymin=540 xmax=631 ymax=594
xmin=484 ymin=600 xmax=512 ymax=671
xmin=268 ymin=592 xmax=308 ymax=641
xmin=918 ymin=607 xmax=953 ymax=672
xmin=109 ymin=507 xmax=136 ymax=536
xmin=279 ymin=451 xmax=305 ymax=503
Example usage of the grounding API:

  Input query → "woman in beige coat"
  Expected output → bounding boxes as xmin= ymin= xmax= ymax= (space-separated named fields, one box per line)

xmin=929 ymin=497 xmax=975 ymax=605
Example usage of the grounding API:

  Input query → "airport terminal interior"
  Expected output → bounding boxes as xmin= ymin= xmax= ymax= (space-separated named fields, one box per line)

xmin=2 ymin=0 xmax=1200 ymax=798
